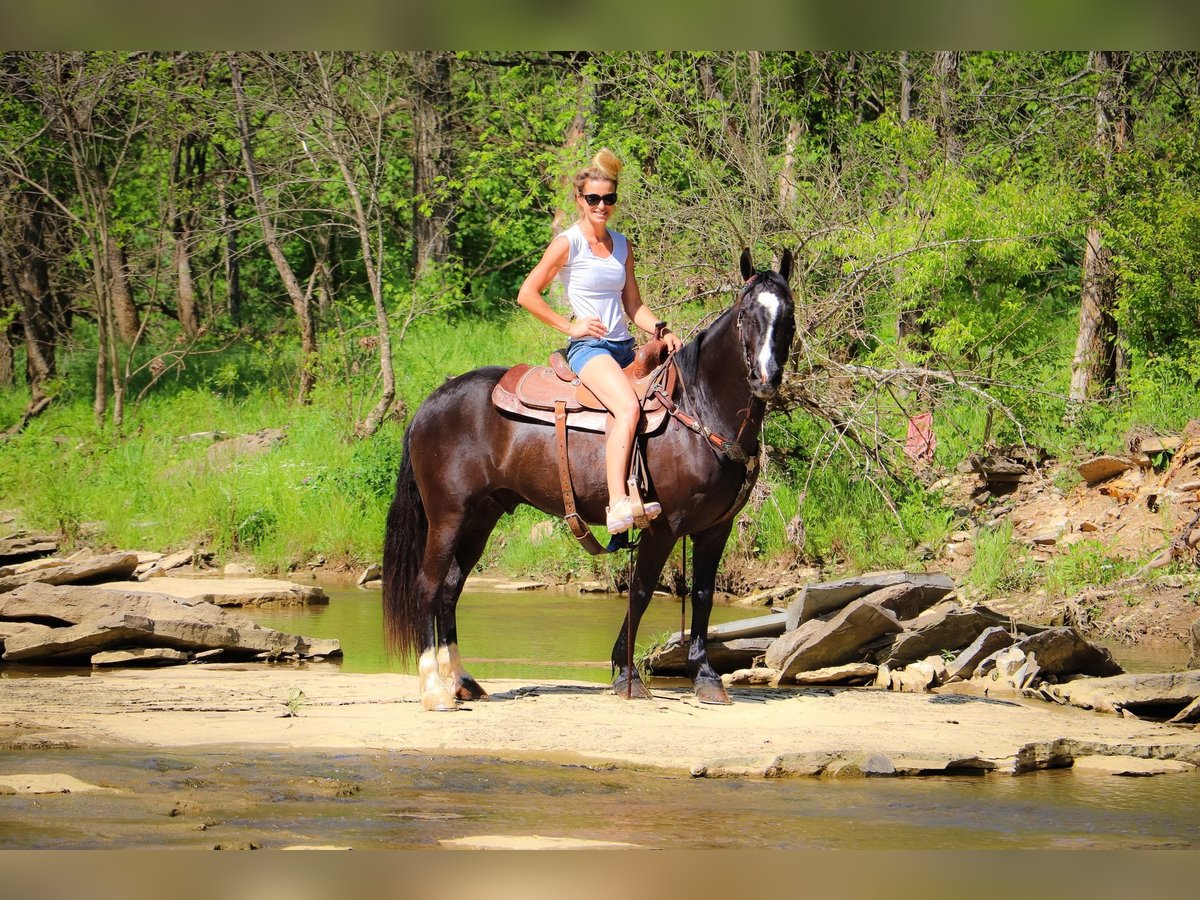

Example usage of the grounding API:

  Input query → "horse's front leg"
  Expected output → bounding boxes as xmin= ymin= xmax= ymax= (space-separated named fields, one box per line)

xmin=687 ymin=522 xmax=735 ymax=705
xmin=609 ymin=532 xmax=674 ymax=700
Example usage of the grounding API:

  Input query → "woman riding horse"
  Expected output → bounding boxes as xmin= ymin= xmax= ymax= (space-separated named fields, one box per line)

xmin=517 ymin=148 xmax=684 ymax=535
xmin=383 ymin=176 xmax=795 ymax=712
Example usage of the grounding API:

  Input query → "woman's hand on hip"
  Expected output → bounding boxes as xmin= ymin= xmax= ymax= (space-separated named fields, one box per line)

xmin=568 ymin=317 xmax=608 ymax=340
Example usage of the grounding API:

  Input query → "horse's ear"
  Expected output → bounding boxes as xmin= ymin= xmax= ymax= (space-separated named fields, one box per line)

xmin=779 ymin=248 xmax=794 ymax=284
xmin=739 ymin=248 xmax=754 ymax=282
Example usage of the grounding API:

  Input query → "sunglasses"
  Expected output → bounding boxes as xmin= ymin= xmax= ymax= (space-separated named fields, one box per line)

xmin=580 ymin=192 xmax=618 ymax=207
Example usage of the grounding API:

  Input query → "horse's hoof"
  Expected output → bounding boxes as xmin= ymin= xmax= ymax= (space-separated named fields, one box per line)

xmin=456 ymin=678 xmax=489 ymax=702
xmin=612 ymin=677 xmax=654 ymax=700
xmin=694 ymin=680 xmax=732 ymax=705
xmin=422 ymin=694 xmax=459 ymax=712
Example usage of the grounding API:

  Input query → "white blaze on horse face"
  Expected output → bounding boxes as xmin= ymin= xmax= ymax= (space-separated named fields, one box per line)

xmin=755 ymin=291 xmax=782 ymax=380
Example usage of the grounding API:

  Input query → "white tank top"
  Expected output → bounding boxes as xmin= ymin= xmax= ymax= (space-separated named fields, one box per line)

xmin=558 ymin=224 xmax=633 ymax=341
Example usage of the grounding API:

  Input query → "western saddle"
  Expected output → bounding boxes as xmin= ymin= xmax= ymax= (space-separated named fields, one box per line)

xmin=491 ymin=336 xmax=676 ymax=553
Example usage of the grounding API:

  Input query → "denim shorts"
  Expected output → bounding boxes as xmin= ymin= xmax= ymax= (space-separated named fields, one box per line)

xmin=566 ymin=337 xmax=635 ymax=375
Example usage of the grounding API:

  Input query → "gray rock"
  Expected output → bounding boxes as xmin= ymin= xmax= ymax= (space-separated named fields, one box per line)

xmin=767 ymin=599 xmax=903 ymax=679
xmin=707 ymin=610 xmax=788 ymax=641
xmin=0 ymin=581 xmax=249 ymax=627
xmin=3 ymin=612 xmax=340 ymax=663
xmin=1014 ymin=627 xmax=1123 ymax=677
xmin=876 ymin=607 xmax=1008 ymax=669
xmin=789 ymin=662 xmax=878 ymax=685
xmin=0 ymin=620 xmax=54 ymax=653
xmin=1190 ymin=619 xmax=1200 ymax=669
xmin=645 ymin=637 xmax=773 ymax=676
xmin=91 ymin=647 xmax=190 ymax=667
xmin=0 ymin=532 xmax=59 ymax=565
xmin=784 ymin=571 xmax=955 ymax=630
xmin=0 ymin=582 xmax=340 ymax=664
xmin=357 ymin=563 xmax=381 ymax=586
xmin=824 ymin=752 xmax=897 ymax=778
xmin=0 ymin=552 xmax=139 ymax=594
xmin=1050 ymin=671 xmax=1200 ymax=715
xmin=137 ymin=549 xmax=194 ymax=580
xmin=97 ymin=577 xmax=327 ymax=607
xmin=869 ymin=581 xmax=957 ymax=622
xmin=945 ymin=626 xmax=1016 ymax=680
xmin=721 ymin=667 xmax=781 ymax=686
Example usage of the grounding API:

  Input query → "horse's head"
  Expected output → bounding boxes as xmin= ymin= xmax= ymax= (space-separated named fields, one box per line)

xmin=735 ymin=248 xmax=796 ymax=400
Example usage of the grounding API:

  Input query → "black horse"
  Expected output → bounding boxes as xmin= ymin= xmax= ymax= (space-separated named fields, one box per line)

xmin=383 ymin=249 xmax=796 ymax=710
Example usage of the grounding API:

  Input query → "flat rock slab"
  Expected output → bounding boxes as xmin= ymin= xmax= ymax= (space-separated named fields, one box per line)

xmin=91 ymin=647 xmax=191 ymax=667
xmin=3 ymin=667 xmax=1199 ymax=779
xmin=0 ymin=532 xmax=58 ymax=565
xmin=785 ymin=572 xmax=955 ymax=630
xmin=1078 ymin=455 xmax=1137 ymax=485
xmin=646 ymin=637 xmax=773 ymax=675
xmin=98 ymin=577 xmax=328 ymax=607
xmin=0 ymin=552 xmax=139 ymax=594
xmin=1072 ymin=755 xmax=1196 ymax=776
xmin=1051 ymin=671 xmax=1200 ymax=714
xmin=0 ymin=773 xmax=118 ymax=795
xmin=440 ymin=835 xmax=643 ymax=850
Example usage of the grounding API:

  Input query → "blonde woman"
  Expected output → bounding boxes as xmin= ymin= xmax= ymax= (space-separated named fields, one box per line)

xmin=518 ymin=149 xmax=683 ymax=534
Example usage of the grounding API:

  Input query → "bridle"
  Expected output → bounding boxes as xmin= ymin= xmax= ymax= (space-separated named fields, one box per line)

xmin=646 ymin=271 xmax=784 ymax=467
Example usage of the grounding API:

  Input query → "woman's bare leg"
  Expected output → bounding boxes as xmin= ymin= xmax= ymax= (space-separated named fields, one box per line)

xmin=578 ymin=354 xmax=640 ymax=503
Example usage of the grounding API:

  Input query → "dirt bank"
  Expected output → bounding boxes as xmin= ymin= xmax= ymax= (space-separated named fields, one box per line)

xmin=3 ymin=665 xmax=1198 ymax=778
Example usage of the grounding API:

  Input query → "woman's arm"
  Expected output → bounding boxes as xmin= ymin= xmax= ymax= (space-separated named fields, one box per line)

xmin=518 ymin=236 xmax=606 ymax=340
xmin=622 ymin=243 xmax=683 ymax=352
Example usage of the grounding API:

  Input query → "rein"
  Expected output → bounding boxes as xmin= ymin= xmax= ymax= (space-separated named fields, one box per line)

xmin=646 ymin=272 xmax=770 ymax=466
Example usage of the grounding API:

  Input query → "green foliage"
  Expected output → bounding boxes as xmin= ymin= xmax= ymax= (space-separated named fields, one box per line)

xmin=967 ymin=521 xmax=1035 ymax=599
xmin=1044 ymin=540 xmax=1138 ymax=599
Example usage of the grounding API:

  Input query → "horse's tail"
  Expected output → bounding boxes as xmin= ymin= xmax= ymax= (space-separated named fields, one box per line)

xmin=382 ymin=426 xmax=427 ymax=663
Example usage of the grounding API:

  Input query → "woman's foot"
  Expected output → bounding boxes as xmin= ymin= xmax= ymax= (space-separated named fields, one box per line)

xmin=642 ymin=500 xmax=662 ymax=520
xmin=606 ymin=496 xmax=635 ymax=534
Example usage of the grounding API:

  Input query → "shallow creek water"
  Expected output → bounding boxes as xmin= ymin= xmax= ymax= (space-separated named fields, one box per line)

xmin=3 ymin=586 xmax=1198 ymax=849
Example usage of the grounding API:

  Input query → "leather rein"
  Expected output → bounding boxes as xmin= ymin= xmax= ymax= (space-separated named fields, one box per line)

xmin=647 ymin=273 xmax=772 ymax=467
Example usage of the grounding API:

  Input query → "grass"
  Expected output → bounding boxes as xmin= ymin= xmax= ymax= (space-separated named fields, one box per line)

xmin=4 ymin=312 xmax=1199 ymax=588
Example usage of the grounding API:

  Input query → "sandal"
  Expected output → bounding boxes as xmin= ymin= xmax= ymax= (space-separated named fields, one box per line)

xmin=606 ymin=497 xmax=635 ymax=534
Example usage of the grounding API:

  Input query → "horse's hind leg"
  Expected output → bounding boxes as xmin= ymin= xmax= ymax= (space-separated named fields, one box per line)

xmin=435 ymin=503 xmax=503 ymax=702
xmin=609 ymin=532 xmax=674 ymax=700
xmin=415 ymin=519 xmax=473 ymax=712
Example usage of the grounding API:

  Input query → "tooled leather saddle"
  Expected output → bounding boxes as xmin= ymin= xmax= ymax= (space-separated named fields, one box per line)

xmin=491 ymin=339 xmax=676 ymax=435
xmin=491 ymin=336 xmax=676 ymax=554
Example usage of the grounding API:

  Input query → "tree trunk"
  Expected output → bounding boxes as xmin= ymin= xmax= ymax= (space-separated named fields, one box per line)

xmin=411 ymin=51 xmax=453 ymax=277
xmin=308 ymin=53 xmax=396 ymax=437
xmin=105 ymin=233 xmax=141 ymax=344
xmin=170 ymin=135 xmax=204 ymax=336
xmin=229 ymin=54 xmax=317 ymax=403
xmin=0 ymin=189 xmax=62 ymax=415
xmin=174 ymin=231 xmax=200 ymax=335
xmin=1067 ymin=51 xmax=1130 ymax=412
xmin=897 ymin=51 xmax=927 ymax=350
xmin=933 ymin=51 xmax=963 ymax=165
xmin=216 ymin=147 xmax=242 ymax=324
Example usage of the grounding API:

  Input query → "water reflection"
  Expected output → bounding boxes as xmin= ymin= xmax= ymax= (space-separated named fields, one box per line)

xmin=249 ymin=586 xmax=762 ymax=679
xmin=1 ymin=748 xmax=1197 ymax=849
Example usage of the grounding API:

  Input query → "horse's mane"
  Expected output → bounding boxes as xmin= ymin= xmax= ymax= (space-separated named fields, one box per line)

xmin=674 ymin=301 xmax=738 ymax=386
